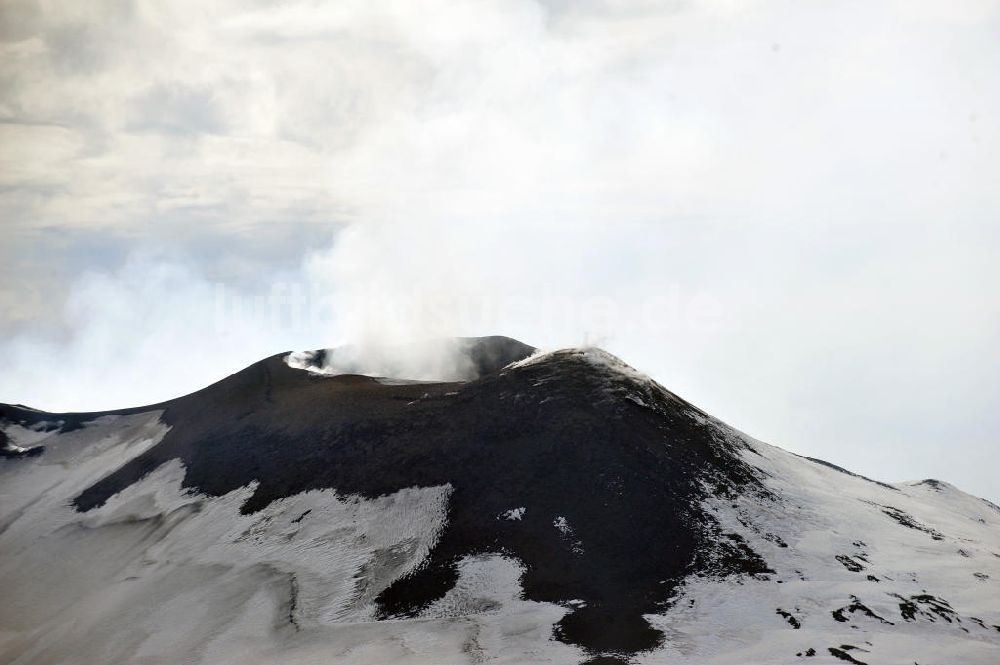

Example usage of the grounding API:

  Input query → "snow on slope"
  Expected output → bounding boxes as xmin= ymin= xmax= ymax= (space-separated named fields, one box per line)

xmin=637 ymin=420 xmax=1000 ymax=664
xmin=0 ymin=414 xmax=581 ymax=665
xmin=511 ymin=348 xmax=1000 ymax=663
xmin=2 ymin=344 xmax=998 ymax=665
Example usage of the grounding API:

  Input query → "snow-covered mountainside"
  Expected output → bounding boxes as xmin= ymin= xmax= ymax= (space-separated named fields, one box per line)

xmin=1 ymin=337 xmax=998 ymax=665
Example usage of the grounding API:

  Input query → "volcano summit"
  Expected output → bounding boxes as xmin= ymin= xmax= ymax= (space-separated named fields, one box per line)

xmin=1 ymin=337 xmax=998 ymax=664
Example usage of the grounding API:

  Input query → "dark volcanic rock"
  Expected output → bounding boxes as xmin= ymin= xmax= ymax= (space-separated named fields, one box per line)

xmin=14 ymin=338 xmax=771 ymax=659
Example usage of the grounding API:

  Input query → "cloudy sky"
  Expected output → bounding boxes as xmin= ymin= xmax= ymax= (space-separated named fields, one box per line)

xmin=1 ymin=0 xmax=998 ymax=501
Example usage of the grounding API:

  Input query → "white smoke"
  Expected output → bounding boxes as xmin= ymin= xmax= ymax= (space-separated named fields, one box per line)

xmin=0 ymin=0 xmax=998 ymax=500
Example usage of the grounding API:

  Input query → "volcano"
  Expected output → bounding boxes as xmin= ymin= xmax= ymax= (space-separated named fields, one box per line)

xmin=1 ymin=336 xmax=998 ymax=664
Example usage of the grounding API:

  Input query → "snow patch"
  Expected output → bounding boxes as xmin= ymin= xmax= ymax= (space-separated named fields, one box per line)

xmin=553 ymin=516 xmax=584 ymax=555
xmin=634 ymin=417 xmax=1000 ymax=664
xmin=420 ymin=553 xmax=584 ymax=663
xmin=0 ymin=414 xmax=583 ymax=665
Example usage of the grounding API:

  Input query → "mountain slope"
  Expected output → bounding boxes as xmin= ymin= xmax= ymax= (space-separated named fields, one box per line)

xmin=1 ymin=338 xmax=998 ymax=665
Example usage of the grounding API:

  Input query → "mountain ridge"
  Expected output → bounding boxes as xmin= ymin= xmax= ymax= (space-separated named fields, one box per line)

xmin=1 ymin=337 xmax=998 ymax=664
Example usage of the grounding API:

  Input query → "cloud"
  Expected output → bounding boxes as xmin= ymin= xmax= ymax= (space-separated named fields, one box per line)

xmin=126 ymin=83 xmax=225 ymax=136
xmin=0 ymin=0 xmax=998 ymax=500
